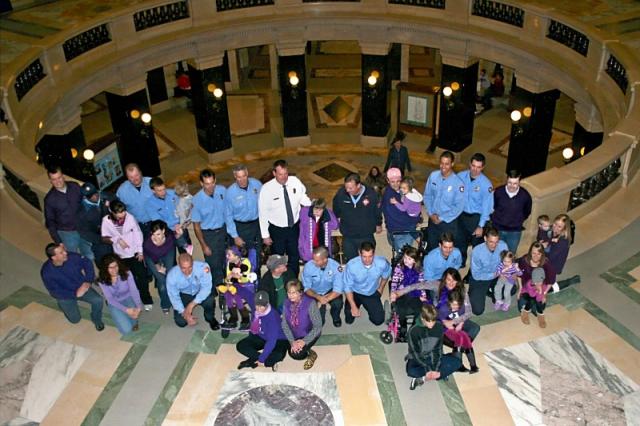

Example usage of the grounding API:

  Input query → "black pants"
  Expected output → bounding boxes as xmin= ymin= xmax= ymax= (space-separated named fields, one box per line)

xmin=345 ymin=291 xmax=385 ymax=325
xmin=519 ymin=293 xmax=546 ymax=314
xmin=269 ymin=223 xmax=300 ymax=276
xmin=235 ymin=220 xmax=262 ymax=265
xmin=468 ymin=276 xmax=497 ymax=316
xmin=172 ymin=292 xmax=216 ymax=327
xmin=236 ymin=333 xmax=290 ymax=367
xmin=122 ymin=256 xmax=152 ymax=305
xmin=343 ymin=235 xmax=375 ymax=262
xmin=318 ymin=295 xmax=344 ymax=324
xmin=202 ymin=228 xmax=227 ymax=287
xmin=426 ymin=218 xmax=458 ymax=254
xmin=395 ymin=296 xmax=423 ymax=323
xmin=457 ymin=213 xmax=483 ymax=266
xmin=288 ymin=336 xmax=320 ymax=360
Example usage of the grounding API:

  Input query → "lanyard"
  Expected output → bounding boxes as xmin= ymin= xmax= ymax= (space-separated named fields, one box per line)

xmin=349 ymin=187 xmax=365 ymax=207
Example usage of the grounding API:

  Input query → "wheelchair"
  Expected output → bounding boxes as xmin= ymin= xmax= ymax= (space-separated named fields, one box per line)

xmin=218 ymin=247 xmax=259 ymax=339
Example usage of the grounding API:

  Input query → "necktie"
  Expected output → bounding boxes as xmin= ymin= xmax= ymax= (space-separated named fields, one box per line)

xmin=283 ymin=184 xmax=294 ymax=227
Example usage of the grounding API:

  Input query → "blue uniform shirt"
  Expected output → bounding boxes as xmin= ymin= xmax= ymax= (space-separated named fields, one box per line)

xmin=146 ymin=189 xmax=179 ymax=228
xmin=302 ymin=258 xmax=344 ymax=295
xmin=423 ymin=171 xmax=465 ymax=223
xmin=225 ymin=178 xmax=262 ymax=238
xmin=423 ymin=247 xmax=462 ymax=281
xmin=342 ymin=256 xmax=391 ymax=296
xmin=167 ymin=261 xmax=212 ymax=313
xmin=458 ymin=170 xmax=494 ymax=228
xmin=470 ymin=240 xmax=509 ymax=281
xmin=191 ymin=186 xmax=227 ymax=230
xmin=116 ymin=177 xmax=154 ymax=224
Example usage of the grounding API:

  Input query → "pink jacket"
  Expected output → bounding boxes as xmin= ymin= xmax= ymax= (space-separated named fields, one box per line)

xmin=101 ymin=213 xmax=143 ymax=259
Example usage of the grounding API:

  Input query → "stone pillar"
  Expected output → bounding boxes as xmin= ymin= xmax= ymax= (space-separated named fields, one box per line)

xmin=105 ymin=83 xmax=161 ymax=177
xmin=36 ymin=124 xmax=89 ymax=182
xmin=506 ymin=74 xmax=560 ymax=177
xmin=277 ymin=42 xmax=309 ymax=147
xmin=146 ymin=67 xmax=169 ymax=106
xmin=227 ymin=49 xmax=241 ymax=91
xmin=400 ymin=44 xmax=410 ymax=83
xmin=571 ymin=101 xmax=604 ymax=160
xmin=436 ymin=53 xmax=478 ymax=152
xmin=188 ymin=54 xmax=233 ymax=162
xmin=269 ymin=45 xmax=279 ymax=91
xmin=360 ymin=43 xmax=391 ymax=148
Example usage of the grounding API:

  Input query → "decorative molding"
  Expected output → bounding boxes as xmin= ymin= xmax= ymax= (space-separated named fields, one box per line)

xmin=63 ymin=24 xmax=112 ymax=61
xmin=606 ymin=54 xmax=628 ymax=93
xmin=387 ymin=0 xmax=445 ymax=9
xmin=216 ymin=0 xmax=274 ymax=12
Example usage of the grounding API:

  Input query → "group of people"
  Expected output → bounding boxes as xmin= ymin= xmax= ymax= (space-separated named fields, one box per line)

xmin=39 ymin=148 xmax=573 ymax=383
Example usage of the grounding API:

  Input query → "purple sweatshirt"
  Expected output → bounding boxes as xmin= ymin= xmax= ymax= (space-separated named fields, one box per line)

xmin=99 ymin=271 xmax=143 ymax=312
xmin=251 ymin=305 xmax=287 ymax=363
xmin=41 ymin=252 xmax=95 ymax=300
xmin=491 ymin=186 xmax=532 ymax=232
xmin=143 ymin=231 xmax=176 ymax=263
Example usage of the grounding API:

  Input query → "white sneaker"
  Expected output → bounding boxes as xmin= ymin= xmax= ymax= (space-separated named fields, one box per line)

xmin=552 ymin=282 xmax=560 ymax=293
xmin=144 ymin=304 xmax=153 ymax=311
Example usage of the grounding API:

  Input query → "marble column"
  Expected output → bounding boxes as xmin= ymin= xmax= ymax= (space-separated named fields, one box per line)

xmin=226 ymin=49 xmax=241 ymax=91
xmin=571 ymin=101 xmax=603 ymax=160
xmin=436 ymin=53 xmax=478 ymax=152
xmin=188 ymin=54 xmax=233 ymax=162
xmin=277 ymin=42 xmax=309 ymax=147
xmin=105 ymin=83 xmax=161 ymax=177
xmin=506 ymin=74 xmax=560 ymax=177
xmin=146 ymin=67 xmax=169 ymax=106
xmin=269 ymin=45 xmax=279 ymax=91
xmin=400 ymin=44 xmax=410 ymax=83
xmin=360 ymin=42 xmax=391 ymax=148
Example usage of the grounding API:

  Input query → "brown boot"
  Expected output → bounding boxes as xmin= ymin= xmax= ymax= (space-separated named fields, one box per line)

xmin=304 ymin=349 xmax=318 ymax=370
xmin=520 ymin=310 xmax=530 ymax=325
xmin=537 ymin=314 xmax=547 ymax=328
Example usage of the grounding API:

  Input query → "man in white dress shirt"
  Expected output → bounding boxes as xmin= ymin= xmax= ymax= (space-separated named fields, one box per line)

xmin=258 ymin=159 xmax=311 ymax=276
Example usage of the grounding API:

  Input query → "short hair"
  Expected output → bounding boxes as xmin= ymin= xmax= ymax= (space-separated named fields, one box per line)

xmin=311 ymin=198 xmax=327 ymax=210
xmin=485 ymin=227 xmax=500 ymax=239
xmin=401 ymin=176 xmax=414 ymax=190
xmin=470 ymin=153 xmax=486 ymax=165
xmin=232 ymin=164 xmax=248 ymax=174
xmin=285 ymin=279 xmax=303 ymax=293
xmin=109 ymin=200 xmax=126 ymax=214
xmin=149 ymin=176 xmax=164 ymax=190
xmin=420 ymin=304 xmax=438 ymax=323
xmin=344 ymin=173 xmax=361 ymax=185
xmin=507 ymin=169 xmax=522 ymax=180
xmin=124 ymin=163 xmax=141 ymax=174
xmin=500 ymin=250 xmax=515 ymax=262
xmin=149 ymin=220 xmax=168 ymax=234
xmin=178 ymin=253 xmax=193 ymax=265
xmin=537 ymin=214 xmax=550 ymax=223
xmin=359 ymin=241 xmax=376 ymax=253
xmin=45 ymin=242 xmax=59 ymax=259
xmin=46 ymin=165 xmax=62 ymax=177
xmin=440 ymin=151 xmax=455 ymax=162
xmin=199 ymin=168 xmax=215 ymax=182
xmin=272 ymin=159 xmax=288 ymax=171
xmin=392 ymin=131 xmax=406 ymax=143
xmin=312 ymin=246 xmax=329 ymax=258
xmin=174 ymin=180 xmax=190 ymax=197
xmin=439 ymin=232 xmax=455 ymax=245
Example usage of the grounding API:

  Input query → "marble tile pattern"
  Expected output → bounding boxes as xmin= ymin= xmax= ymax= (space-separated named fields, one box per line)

xmin=623 ymin=390 xmax=640 ymax=426
xmin=485 ymin=329 xmax=639 ymax=426
xmin=207 ymin=371 xmax=344 ymax=426
xmin=0 ymin=325 xmax=90 ymax=423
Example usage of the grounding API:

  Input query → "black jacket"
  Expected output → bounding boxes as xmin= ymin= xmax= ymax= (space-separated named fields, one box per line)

xmin=406 ymin=322 xmax=444 ymax=372
xmin=258 ymin=269 xmax=297 ymax=310
xmin=332 ymin=186 xmax=381 ymax=238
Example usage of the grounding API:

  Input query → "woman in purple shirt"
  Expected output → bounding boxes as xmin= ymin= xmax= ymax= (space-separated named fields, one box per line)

xmin=98 ymin=253 xmax=143 ymax=335
xmin=143 ymin=220 xmax=177 ymax=314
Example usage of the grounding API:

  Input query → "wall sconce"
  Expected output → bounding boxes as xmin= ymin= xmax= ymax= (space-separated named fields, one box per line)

xmin=207 ymin=83 xmax=223 ymax=99
xmin=510 ymin=110 xmax=522 ymax=122
xmin=367 ymin=70 xmax=379 ymax=87
xmin=130 ymin=109 xmax=140 ymax=119
xmin=450 ymin=81 xmax=460 ymax=91
xmin=71 ymin=148 xmax=78 ymax=159
xmin=83 ymin=149 xmax=95 ymax=161
xmin=522 ymin=106 xmax=532 ymax=118
xmin=288 ymin=71 xmax=299 ymax=88
xmin=580 ymin=147 xmax=586 ymax=156
xmin=141 ymin=112 xmax=152 ymax=124
xmin=562 ymin=147 xmax=574 ymax=164
xmin=442 ymin=86 xmax=453 ymax=97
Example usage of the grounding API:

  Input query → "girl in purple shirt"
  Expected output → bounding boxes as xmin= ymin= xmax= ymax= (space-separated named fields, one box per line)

xmin=98 ymin=253 xmax=143 ymax=335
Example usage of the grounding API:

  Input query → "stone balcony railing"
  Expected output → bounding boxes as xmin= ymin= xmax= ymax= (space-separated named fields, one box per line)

xmin=0 ymin=0 xmax=638 ymax=243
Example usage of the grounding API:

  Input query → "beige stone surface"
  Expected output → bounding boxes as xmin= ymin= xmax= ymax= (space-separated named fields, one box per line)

xmin=629 ymin=265 xmax=640 ymax=281
xmin=631 ymin=281 xmax=640 ymax=293
xmin=335 ymin=354 xmax=387 ymax=426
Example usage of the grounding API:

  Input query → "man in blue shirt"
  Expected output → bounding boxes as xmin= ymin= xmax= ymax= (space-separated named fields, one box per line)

xmin=192 ymin=169 xmax=228 ymax=288
xmin=458 ymin=153 xmax=494 ymax=266
xmin=225 ymin=164 xmax=263 ymax=260
xmin=40 ymin=243 xmax=104 ymax=331
xmin=302 ymin=246 xmax=344 ymax=327
xmin=423 ymin=232 xmax=462 ymax=282
xmin=167 ymin=253 xmax=219 ymax=329
xmin=469 ymin=227 xmax=508 ymax=315
xmin=146 ymin=176 xmax=189 ymax=249
xmin=423 ymin=151 xmax=465 ymax=253
xmin=342 ymin=242 xmax=391 ymax=325
xmin=116 ymin=163 xmax=154 ymax=237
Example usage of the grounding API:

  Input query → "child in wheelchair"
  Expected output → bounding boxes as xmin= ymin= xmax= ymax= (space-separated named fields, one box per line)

xmin=217 ymin=245 xmax=257 ymax=332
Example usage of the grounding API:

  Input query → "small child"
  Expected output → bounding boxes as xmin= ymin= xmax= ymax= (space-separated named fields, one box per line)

xmin=537 ymin=214 xmax=552 ymax=251
xmin=390 ymin=176 xmax=423 ymax=217
xmin=440 ymin=290 xmax=478 ymax=374
xmin=217 ymin=246 xmax=256 ymax=330
xmin=174 ymin=181 xmax=194 ymax=255
xmin=519 ymin=267 xmax=550 ymax=328
xmin=494 ymin=250 xmax=522 ymax=311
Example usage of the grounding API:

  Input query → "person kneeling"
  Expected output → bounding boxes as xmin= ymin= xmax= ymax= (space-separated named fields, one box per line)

xmin=236 ymin=291 xmax=290 ymax=371
xmin=406 ymin=305 xmax=462 ymax=390
xmin=282 ymin=280 xmax=323 ymax=369
xmin=439 ymin=290 xmax=478 ymax=374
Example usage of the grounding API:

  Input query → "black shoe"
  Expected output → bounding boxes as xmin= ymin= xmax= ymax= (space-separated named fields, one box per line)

xmin=465 ymin=348 xmax=479 ymax=374
xmin=345 ymin=316 xmax=354 ymax=325
xmin=225 ymin=321 xmax=238 ymax=329
xmin=409 ymin=377 xmax=424 ymax=390
xmin=239 ymin=321 xmax=250 ymax=331
xmin=237 ymin=359 xmax=258 ymax=370
xmin=95 ymin=322 xmax=105 ymax=332
xmin=333 ymin=319 xmax=342 ymax=328
xmin=209 ymin=319 xmax=221 ymax=331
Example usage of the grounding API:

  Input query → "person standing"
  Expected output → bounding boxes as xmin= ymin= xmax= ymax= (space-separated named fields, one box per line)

xmin=146 ymin=177 xmax=188 ymax=249
xmin=259 ymin=159 xmax=311 ymax=276
xmin=342 ymin=242 xmax=391 ymax=325
xmin=468 ymin=228 xmax=508 ymax=315
xmin=116 ymin=163 xmax=154 ymax=237
xmin=77 ymin=182 xmax=113 ymax=265
xmin=225 ymin=164 xmax=263 ymax=259
xmin=41 ymin=243 xmax=104 ymax=331
xmin=302 ymin=246 xmax=344 ymax=327
xmin=457 ymin=153 xmax=494 ymax=266
xmin=332 ymin=173 xmax=382 ymax=261
xmin=192 ymin=168 xmax=228 ymax=288
xmin=491 ymin=170 xmax=532 ymax=254
xmin=382 ymin=168 xmax=421 ymax=256
xmin=44 ymin=166 xmax=94 ymax=260
xmin=384 ymin=131 xmax=412 ymax=175
xmin=423 ymin=151 xmax=465 ymax=253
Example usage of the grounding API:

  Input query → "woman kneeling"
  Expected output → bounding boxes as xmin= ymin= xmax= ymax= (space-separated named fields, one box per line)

xmin=282 ymin=280 xmax=323 ymax=369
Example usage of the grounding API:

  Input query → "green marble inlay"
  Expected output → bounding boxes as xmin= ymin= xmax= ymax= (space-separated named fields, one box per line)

xmin=145 ymin=351 xmax=199 ymax=425
xmin=186 ymin=329 xmax=244 ymax=354
xmin=81 ymin=343 xmax=148 ymax=426
xmin=438 ymin=377 xmax=473 ymax=426
xmin=121 ymin=322 xmax=161 ymax=346
xmin=600 ymin=251 xmax=640 ymax=304
xmin=583 ymin=301 xmax=640 ymax=351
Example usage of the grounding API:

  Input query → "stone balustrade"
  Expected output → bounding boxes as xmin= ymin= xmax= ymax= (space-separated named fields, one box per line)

xmin=0 ymin=0 xmax=638 ymax=226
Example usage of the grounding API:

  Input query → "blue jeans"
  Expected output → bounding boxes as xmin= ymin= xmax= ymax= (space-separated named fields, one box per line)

xmin=499 ymin=231 xmax=522 ymax=255
xmin=58 ymin=230 xmax=94 ymax=260
xmin=145 ymin=250 xmax=176 ymax=310
xmin=406 ymin=354 xmax=461 ymax=380
xmin=108 ymin=296 xmax=138 ymax=335
xmin=387 ymin=231 xmax=418 ymax=256
xmin=56 ymin=287 xmax=104 ymax=326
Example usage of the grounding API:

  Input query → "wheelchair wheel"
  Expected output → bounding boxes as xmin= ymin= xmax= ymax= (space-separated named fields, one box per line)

xmin=380 ymin=331 xmax=394 ymax=345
